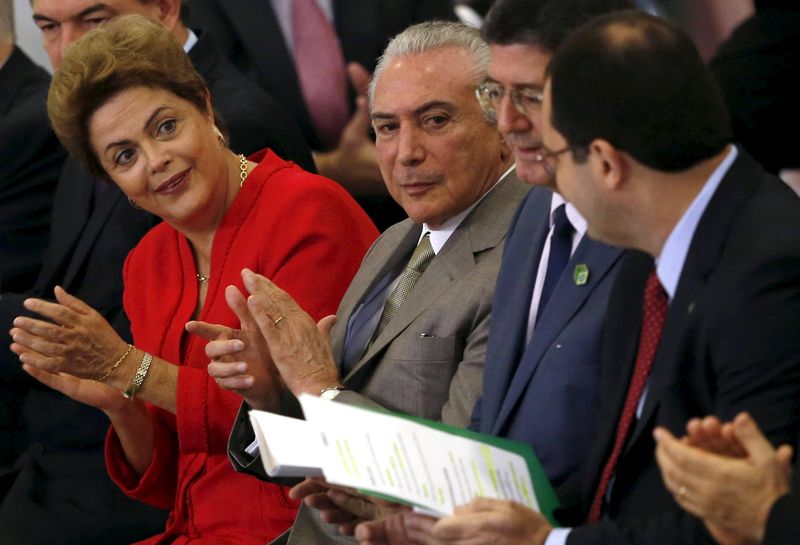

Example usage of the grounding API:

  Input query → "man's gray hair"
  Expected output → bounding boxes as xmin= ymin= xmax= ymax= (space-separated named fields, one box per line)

xmin=368 ymin=20 xmax=490 ymax=110
xmin=0 ymin=0 xmax=14 ymax=44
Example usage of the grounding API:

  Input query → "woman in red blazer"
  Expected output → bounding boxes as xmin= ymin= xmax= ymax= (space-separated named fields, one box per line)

xmin=9 ymin=16 xmax=377 ymax=544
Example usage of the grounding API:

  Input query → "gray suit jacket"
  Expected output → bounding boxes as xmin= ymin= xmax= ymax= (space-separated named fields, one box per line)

xmin=228 ymin=171 xmax=528 ymax=544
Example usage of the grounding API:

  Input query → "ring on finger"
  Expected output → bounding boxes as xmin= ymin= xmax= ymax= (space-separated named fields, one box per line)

xmin=273 ymin=315 xmax=285 ymax=326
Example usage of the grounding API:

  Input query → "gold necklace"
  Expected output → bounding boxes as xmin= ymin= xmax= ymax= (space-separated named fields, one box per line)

xmin=239 ymin=153 xmax=248 ymax=187
xmin=197 ymin=155 xmax=248 ymax=285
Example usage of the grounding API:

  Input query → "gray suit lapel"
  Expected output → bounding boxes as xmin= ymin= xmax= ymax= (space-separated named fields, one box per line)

xmin=330 ymin=222 xmax=421 ymax=363
xmin=342 ymin=173 xmax=527 ymax=383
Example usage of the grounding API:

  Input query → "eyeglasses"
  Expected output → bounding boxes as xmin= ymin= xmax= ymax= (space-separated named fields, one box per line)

xmin=475 ymin=81 xmax=544 ymax=120
xmin=534 ymin=144 xmax=580 ymax=176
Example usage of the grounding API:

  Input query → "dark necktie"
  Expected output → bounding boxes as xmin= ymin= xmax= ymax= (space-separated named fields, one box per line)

xmin=291 ymin=0 xmax=349 ymax=149
xmin=536 ymin=204 xmax=573 ymax=325
xmin=587 ymin=270 xmax=668 ymax=523
xmin=367 ymin=233 xmax=435 ymax=350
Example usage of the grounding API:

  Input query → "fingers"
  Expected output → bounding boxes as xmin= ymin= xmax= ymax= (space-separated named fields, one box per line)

xmin=207 ymin=361 xmax=254 ymax=390
xmin=404 ymin=514 xmax=439 ymax=543
xmin=347 ymin=96 xmax=371 ymax=136
xmin=290 ymin=478 xmax=330 ymax=500
xmin=12 ymin=315 xmax=68 ymax=342
xmin=347 ymin=62 xmax=372 ymax=96
xmin=205 ymin=338 xmax=245 ymax=360
xmin=776 ymin=444 xmax=794 ymax=478
xmin=731 ymin=412 xmax=775 ymax=462
xmin=326 ymin=489 xmax=376 ymax=520
xmin=241 ymin=270 xmax=290 ymax=330
xmin=356 ymin=515 xmax=427 ymax=545
xmin=654 ymin=427 xmax=703 ymax=496
xmin=53 ymin=286 xmax=92 ymax=315
xmin=10 ymin=327 xmax=63 ymax=361
xmin=226 ymin=285 xmax=259 ymax=332
xmin=185 ymin=320 xmax=235 ymax=341
xmin=207 ymin=360 xmax=247 ymax=378
xmin=338 ymin=521 xmax=358 ymax=537
xmin=354 ymin=519 xmax=388 ymax=542
xmin=453 ymin=497 xmax=509 ymax=514
xmin=317 ymin=315 xmax=338 ymax=340
xmin=22 ymin=297 xmax=80 ymax=327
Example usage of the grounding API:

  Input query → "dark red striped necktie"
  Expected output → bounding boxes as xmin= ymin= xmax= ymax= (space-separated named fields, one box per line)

xmin=587 ymin=269 xmax=668 ymax=523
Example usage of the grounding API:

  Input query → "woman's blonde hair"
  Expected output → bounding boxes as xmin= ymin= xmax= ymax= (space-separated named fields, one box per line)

xmin=48 ymin=14 xmax=209 ymax=177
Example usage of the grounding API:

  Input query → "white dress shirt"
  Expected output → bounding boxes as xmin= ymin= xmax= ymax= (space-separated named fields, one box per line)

xmin=525 ymin=193 xmax=587 ymax=345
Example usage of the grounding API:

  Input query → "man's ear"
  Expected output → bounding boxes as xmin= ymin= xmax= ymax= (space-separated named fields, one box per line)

xmin=152 ymin=0 xmax=182 ymax=31
xmin=589 ymin=139 xmax=626 ymax=191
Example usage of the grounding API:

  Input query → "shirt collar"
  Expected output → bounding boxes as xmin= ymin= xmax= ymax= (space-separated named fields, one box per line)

xmin=184 ymin=29 xmax=199 ymax=53
xmin=656 ymin=145 xmax=738 ymax=299
xmin=420 ymin=164 xmax=514 ymax=253
xmin=549 ymin=191 xmax=588 ymax=239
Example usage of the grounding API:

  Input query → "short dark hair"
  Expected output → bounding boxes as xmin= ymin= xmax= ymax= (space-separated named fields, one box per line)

xmin=547 ymin=10 xmax=731 ymax=172
xmin=482 ymin=0 xmax=634 ymax=51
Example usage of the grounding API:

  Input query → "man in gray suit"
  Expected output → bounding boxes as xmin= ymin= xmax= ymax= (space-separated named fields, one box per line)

xmin=192 ymin=20 xmax=528 ymax=545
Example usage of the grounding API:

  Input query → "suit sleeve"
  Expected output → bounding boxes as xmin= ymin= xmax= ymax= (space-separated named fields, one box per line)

xmin=764 ymin=480 xmax=800 ymax=545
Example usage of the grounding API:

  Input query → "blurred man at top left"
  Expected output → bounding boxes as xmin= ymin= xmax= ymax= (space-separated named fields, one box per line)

xmin=0 ymin=0 xmax=65 ymax=480
xmin=0 ymin=0 xmax=314 ymax=543
xmin=0 ymin=0 xmax=64 ymax=296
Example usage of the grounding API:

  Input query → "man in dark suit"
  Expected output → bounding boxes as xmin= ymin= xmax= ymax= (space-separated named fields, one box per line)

xmin=468 ymin=0 xmax=629 ymax=500
xmin=0 ymin=2 xmax=66 ymax=473
xmin=353 ymin=10 xmax=800 ymax=545
xmin=0 ymin=0 xmax=312 ymax=542
xmin=189 ymin=0 xmax=457 ymax=230
xmin=0 ymin=1 xmax=66 ymax=296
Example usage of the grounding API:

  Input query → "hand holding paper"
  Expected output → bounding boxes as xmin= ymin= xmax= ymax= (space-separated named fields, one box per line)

xmin=248 ymin=394 xmax=560 ymax=526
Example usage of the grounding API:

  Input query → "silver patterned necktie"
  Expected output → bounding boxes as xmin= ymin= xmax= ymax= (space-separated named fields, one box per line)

xmin=367 ymin=233 xmax=435 ymax=350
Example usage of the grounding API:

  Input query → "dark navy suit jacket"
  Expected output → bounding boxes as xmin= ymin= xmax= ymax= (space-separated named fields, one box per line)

xmin=471 ymin=187 xmax=623 ymax=504
xmin=563 ymin=151 xmax=800 ymax=545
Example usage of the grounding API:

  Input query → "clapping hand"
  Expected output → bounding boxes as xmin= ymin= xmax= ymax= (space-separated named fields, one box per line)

xmin=187 ymin=284 xmax=283 ymax=411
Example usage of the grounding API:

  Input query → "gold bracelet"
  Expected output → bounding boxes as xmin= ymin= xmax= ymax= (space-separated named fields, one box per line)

xmin=93 ymin=344 xmax=134 ymax=383
xmin=122 ymin=351 xmax=154 ymax=400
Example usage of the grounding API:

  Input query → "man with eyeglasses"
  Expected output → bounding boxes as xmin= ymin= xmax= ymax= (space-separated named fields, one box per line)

xmin=465 ymin=0 xmax=631 ymax=499
xmin=267 ymin=3 xmax=631 ymax=539
xmin=358 ymin=9 xmax=800 ymax=545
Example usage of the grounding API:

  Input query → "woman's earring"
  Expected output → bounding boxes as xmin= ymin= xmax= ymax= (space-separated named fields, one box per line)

xmin=128 ymin=196 xmax=142 ymax=210
xmin=213 ymin=125 xmax=225 ymax=147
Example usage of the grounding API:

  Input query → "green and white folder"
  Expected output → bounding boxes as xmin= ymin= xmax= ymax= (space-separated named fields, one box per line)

xmin=249 ymin=394 xmax=560 ymax=526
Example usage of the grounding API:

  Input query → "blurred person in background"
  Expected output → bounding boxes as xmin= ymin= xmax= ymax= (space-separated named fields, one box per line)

xmin=189 ymin=0 xmax=457 ymax=230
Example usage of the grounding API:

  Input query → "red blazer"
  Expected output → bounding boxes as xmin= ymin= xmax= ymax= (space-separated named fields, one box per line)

xmin=105 ymin=149 xmax=378 ymax=544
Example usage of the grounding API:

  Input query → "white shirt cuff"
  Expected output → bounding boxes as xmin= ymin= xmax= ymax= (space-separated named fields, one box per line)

xmin=544 ymin=527 xmax=571 ymax=545
xmin=244 ymin=439 xmax=260 ymax=457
